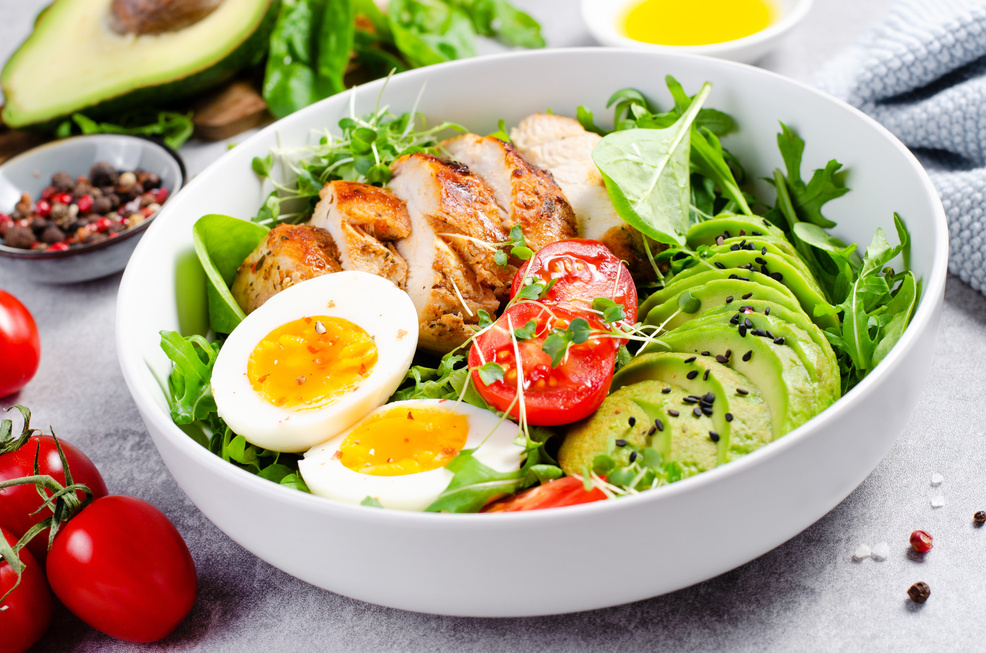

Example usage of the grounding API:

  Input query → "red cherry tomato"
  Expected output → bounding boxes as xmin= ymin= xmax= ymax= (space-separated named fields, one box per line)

xmin=0 ymin=526 xmax=52 ymax=653
xmin=469 ymin=302 xmax=617 ymax=426
xmin=46 ymin=495 xmax=197 ymax=643
xmin=481 ymin=476 xmax=608 ymax=512
xmin=0 ymin=291 xmax=41 ymax=398
xmin=511 ymin=239 xmax=638 ymax=326
xmin=0 ymin=432 xmax=108 ymax=566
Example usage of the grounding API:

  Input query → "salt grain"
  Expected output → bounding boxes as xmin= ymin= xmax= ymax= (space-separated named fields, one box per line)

xmin=853 ymin=544 xmax=872 ymax=561
xmin=931 ymin=494 xmax=946 ymax=508
xmin=931 ymin=473 xmax=944 ymax=486
xmin=871 ymin=542 xmax=890 ymax=561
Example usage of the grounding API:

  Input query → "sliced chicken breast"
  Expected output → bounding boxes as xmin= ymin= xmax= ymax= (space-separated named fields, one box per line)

xmin=510 ymin=113 xmax=658 ymax=278
xmin=388 ymin=152 xmax=511 ymax=354
xmin=231 ymin=223 xmax=342 ymax=315
xmin=309 ymin=180 xmax=411 ymax=288
xmin=441 ymin=133 xmax=577 ymax=252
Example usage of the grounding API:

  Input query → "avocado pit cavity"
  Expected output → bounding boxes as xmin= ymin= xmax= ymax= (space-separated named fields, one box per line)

xmin=110 ymin=0 xmax=224 ymax=35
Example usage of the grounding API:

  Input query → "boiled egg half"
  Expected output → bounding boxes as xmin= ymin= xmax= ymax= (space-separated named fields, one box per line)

xmin=211 ymin=271 xmax=418 ymax=452
xmin=299 ymin=398 xmax=526 ymax=511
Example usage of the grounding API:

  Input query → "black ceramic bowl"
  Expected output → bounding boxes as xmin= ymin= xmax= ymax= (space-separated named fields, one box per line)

xmin=0 ymin=134 xmax=185 ymax=283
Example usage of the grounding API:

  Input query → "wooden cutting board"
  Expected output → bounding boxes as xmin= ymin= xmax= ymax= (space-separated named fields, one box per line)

xmin=0 ymin=76 xmax=272 ymax=163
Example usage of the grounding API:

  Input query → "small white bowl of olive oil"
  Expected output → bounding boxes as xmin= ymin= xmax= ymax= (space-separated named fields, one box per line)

xmin=581 ymin=0 xmax=814 ymax=64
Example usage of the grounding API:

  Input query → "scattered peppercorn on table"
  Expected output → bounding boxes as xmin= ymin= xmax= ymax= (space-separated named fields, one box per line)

xmin=3 ymin=0 xmax=986 ymax=650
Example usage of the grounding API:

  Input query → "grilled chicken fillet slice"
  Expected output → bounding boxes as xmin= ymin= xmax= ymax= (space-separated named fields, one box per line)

xmin=510 ymin=113 xmax=657 ymax=278
xmin=231 ymin=223 xmax=342 ymax=314
xmin=441 ymin=133 xmax=577 ymax=252
xmin=309 ymin=181 xmax=411 ymax=288
xmin=388 ymin=152 xmax=512 ymax=354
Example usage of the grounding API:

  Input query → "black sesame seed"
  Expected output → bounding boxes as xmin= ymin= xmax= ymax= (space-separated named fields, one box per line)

xmin=709 ymin=431 xmax=720 ymax=442
xmin=751 ymin=329 xmax=766 ymax=338
xmin=739 ymin=230 xmax=746 ymax=237
xmin=744 ymin=318 xmax=754 ymax=329
xmin=628 ymin=417 xmax=636 ymax=427
xmin=701 ymin=351 xmax=711 ymax=356
xmin=703 ymin=392 xmax=715 ymax=403
xmin=771 ymin=271 xmax=784 ymax=281
xmin=662 ymin=387 xmax=672 ymax=394
xmin=629 ymin=451 xmax=638 ymax=463
xmin=655 ymin=418 xmax=664 ymax=432
xmin=738 ymin=325 xmax=747 ymax=337
xmin=764 ymin=307 xmax=770 ymax=316
xmin=738 ymin=276 xmax=750 ymax=282
xmin=755 ymin=257 xmax=767 ymax=266
xmin=725 ymin=295 xmax=734 ymax=304
xmin=703 ymin=369 xmax=710 ymax=380
xmin=647 ymin=425 xmax=656 ymax=436
xmin=730 ymin=314 xmax=740 ymax=325
xmin=736 ymin=388 xmax=749 ymax=395
xmin=741 ymin=306 xmax=754 ymax=313
xmin=683 ymin=396 xmax=699 ymax=404
xmin=716 ymin=354 xmax=728 ymax=364
xmin=701 ymin=405 xmax=713 ymax=416
xmin=761 ymin=246 xmax=768 ymax=255
xmin=729 ymin=274 xmax=739 ymax=279
xmin=753 ymin=231 xmax=763 ymax=236
xmin=715 ymin=262 xmax=726 ymax=270
xmin=687 ymin=370 xmax=699 ymax=380
xmin=725 ymin=412 xmax=734 ymax=422
xmin=774 ymin=336 xmax=785 ymax=345
xmin=693 ymin=407 xmax=703 ymax=418
xmin=765 ymin=331 xmax=774 ymax=340
xmin=743 ymin=350 xmax=753 ymax=362
xmin=760 ymin=265 xmax=770 ymax=275
xmin=730 ymin=243 xmax=740 ymax=251
xmin=684 ymin=356 xmax=697 ymax=363
xmin=723 ymin=230 xmax=731 ymax=238
xmin=668 ymin=409 xmax=680 ymax=417
xmin=742 ymin=293 xmax=753 ymax=299
xmin=615 ymin=439 xmax=627 ymax=447
xmin=725 ymin=349 xmax=732 ymax=358
xmin=744 ymin=243 xmax=755 ymax=251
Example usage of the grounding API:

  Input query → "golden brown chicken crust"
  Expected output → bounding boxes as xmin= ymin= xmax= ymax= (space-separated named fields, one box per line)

xmin=231 ymin=223 xmax=342 ymax=315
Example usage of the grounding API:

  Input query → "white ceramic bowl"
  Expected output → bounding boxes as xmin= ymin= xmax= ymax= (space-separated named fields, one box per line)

xmin=0 ymin=134 xmax=185 ymax=283
xmin=581 ymin=0 xmax=814 ymax=64
xmin=116 ymin=48 xmax=947 ymax=617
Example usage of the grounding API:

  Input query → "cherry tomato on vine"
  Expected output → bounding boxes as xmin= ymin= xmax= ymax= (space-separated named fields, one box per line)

xmin=46 ymin=495 xmax=197 ymax=643
xmin=481 ymin=476 xmax=608 ymax=512
xmin=0 ymin=291 xmax=41 ymax=398
xmin=510 ymin=239 xmax=638 ymax=327
xmin=0 ymin=526 xmax=52 ymax=653
xmin=0 ymin=428 xmax=108 ymax=566
xmin=468 ymin=302 xmax=617 ymax=426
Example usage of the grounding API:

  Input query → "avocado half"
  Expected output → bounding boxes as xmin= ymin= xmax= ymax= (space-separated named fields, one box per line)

xmin=1 ymin=0 xmax=278 ymax=128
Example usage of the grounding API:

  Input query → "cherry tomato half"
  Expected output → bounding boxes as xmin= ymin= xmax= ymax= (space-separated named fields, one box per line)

xmin=481 ymin=476 xmax=608 ymax=512
xmin=46 ymin=495 xmax=197 ymax=643
xmin=0 ymin=433 xmax=108 ymax=566
xmin=0 ymin=526 xmax=52 ymax=653
xmin=0 ymin=291 xmax=41 ymax=398
xmin=511 ymin=239 xmax=638 ymax=326
xmin=469 ymin=302 xmax=617 ymax=426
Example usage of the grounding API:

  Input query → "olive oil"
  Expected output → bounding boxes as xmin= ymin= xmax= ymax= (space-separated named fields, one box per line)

xmin=623 ymin=0 xmax=776 ymax=46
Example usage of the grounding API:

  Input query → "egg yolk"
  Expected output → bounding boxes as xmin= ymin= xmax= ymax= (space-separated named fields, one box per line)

xmin=247 ymin=316 xmax=378 ymax=410
xmin=623 ymin=0 xmax=774 ymax=47
xmin=336 ymin=405 xmax=469 ymax=476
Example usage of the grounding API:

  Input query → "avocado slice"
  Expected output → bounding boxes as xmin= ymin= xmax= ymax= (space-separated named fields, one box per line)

xmin=642 ymin=321 xmax=817 ymax=439
xmin=612 ymin=352 xmax=772 ymax=463
xmin=558 ymin=380 xmax=721 ymax=480
xmin=653 ymin=250 xmax=837 ymax=330
xmin=669 ymin=306 xmax=840 ymax=408
xmin=639 ymin=267 xmax=799 ymax=319
xmin=686 ymin=214 xmax=788 ymax=247
xmin=642 ymin=277 xmax=804 ymax=332
xmin=2 ymin=0 xmax=278 ymax=128
xmin=710 ymin=236 xmax=816 ymax=283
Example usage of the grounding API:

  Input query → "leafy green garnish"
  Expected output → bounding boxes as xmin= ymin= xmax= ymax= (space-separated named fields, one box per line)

xmin=541 ymin=317 xmax=591 ymax=367
xmin=191 ymin=214 xmax=270 ymax=334
xmin=55 ymin=111 xmax=194 ymax=151
xmin=592 ymin=297 xmax=626 ymax=324
xmin=476 ymin=361 xmax=506 ymax=386
xmin=593 ymin=82 xmax=711 ymax=246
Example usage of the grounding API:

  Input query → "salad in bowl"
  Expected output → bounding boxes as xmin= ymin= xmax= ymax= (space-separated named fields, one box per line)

xmin=116 ymin=48 xmax=946 ymax=616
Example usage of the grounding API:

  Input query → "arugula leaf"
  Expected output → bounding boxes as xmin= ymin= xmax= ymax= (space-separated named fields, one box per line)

xmin=424 ymin=449 xmax=524 ymax=513
xmin=55 ymin=111 xmax=194 ymax=151
xmin=593 ymin=82 xmax=711 ymax=246
xmin=159 ymin=331 xmax=220 ymax=425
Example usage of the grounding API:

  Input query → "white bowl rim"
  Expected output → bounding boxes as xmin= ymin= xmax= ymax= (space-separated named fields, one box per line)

xmin=116 ymin=46 xmax=949 ymax=530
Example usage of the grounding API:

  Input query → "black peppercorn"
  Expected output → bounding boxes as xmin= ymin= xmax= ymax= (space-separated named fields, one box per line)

xmin=907 ymin=582 xmax=930 ymax=604
xmin=975 ymin=511 xmax=986 ymax=524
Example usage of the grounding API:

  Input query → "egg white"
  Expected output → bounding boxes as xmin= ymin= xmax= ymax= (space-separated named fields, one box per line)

xmin=299 ymin=399 xmax=525 ymax=511
xmin=211 ymin=271 xmax=418 ymax=453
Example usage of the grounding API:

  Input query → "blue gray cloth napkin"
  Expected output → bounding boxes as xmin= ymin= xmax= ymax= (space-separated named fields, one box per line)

xmin=813 ymin=0 xmax=986 ymax=296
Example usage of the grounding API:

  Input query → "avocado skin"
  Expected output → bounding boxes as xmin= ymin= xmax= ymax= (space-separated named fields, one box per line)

xmin=1 ymin=0 xmax=279 ymax=129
